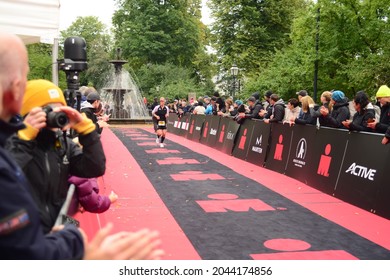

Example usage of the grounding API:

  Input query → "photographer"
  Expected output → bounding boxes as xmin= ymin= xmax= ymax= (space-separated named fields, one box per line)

xmin=6 ymin=79 xmax=106 ymax=234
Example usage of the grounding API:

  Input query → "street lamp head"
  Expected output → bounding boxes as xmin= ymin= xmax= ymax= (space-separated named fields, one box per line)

xmin=230 ymin=63 xmax=239 ymax=77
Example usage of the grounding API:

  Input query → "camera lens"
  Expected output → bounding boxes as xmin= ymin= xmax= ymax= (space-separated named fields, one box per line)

xmin=43 ymin=106 xmax=69 ymax=128
xmin=54 ymin=112 xmax=69 ymax=128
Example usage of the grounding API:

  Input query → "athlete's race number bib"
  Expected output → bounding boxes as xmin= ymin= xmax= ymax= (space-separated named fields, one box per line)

xmin=158 ymin=121 xmax=166 ymax=126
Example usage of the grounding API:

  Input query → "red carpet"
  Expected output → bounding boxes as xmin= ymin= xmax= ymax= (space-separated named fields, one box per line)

xmin=75 ymin=128 xmax=200 ymax=260
xmin=76 ymin=126 xmax=390 ymax=260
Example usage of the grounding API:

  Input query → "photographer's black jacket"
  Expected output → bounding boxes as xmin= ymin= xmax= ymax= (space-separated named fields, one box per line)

xmin=0 ymin=119 xmax=83 ymax=259
xmin=6 ymin=127 xmax=106 ymax=234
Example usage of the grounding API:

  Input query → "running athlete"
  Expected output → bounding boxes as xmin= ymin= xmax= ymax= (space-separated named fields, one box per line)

xmin=152 ymin=97 xmax=170 ymax=147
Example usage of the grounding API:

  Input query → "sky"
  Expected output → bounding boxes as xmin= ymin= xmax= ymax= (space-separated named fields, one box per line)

xmin=59 ymin=0 xmax=212 ymax=31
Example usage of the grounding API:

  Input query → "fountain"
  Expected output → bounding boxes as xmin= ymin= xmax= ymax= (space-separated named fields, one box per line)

xmin=100 ymin=48 xmax=151 ymax=124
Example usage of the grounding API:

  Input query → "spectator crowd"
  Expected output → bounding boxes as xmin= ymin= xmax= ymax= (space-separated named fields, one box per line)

xmin=158 ymin=87 xmax=390 ymax=145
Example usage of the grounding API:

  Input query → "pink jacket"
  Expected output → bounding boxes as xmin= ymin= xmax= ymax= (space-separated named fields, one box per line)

xmin=68 ymin=176 xmax=111 ymax=214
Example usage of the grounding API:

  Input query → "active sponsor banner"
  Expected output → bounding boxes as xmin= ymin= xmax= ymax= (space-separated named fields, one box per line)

xmin=186 ymin=115 xmax=205 ymax=142
xmin=245 ymin=120 xmax=271 ymax=167
xmin=306 ymin=127 xmax=349 ymax=195
xmin=335 ymin=131 xmax=388 ymax=212
xmin=264 ymin=122 xmax=293 ymax=174
xmin=285 ymin=125 xmax=317 ymax=185
xmin=232 ymin=120 xmax=256 ymax=160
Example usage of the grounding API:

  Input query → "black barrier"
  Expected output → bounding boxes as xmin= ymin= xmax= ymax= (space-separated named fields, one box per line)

xmin=185 ymin=116 xmax=196 ymax=140
xmin=167 ymin=114 xmax=176 ymax=133
xmin=264 ymin=122 xmax=293 ymax=174
xmin=200 ymin=115 xmax=221 ymax=147
xmin=186 ymin=114 xmax=205 ymax=142
xmin=284 ymin=125 xmax=317 ymax=185
xmin=168 ymin=113 xmax=390 ymax=220
xmin=306 ymin=127 xmax=349 ymax=195
xmin=217 ymin=118 xmax=240 ymax=155
xmin=172 ymin=115 xmax=183 ymax=135
xmin=245 ymin=120 xmax=271 ymax=167
xmin=232 ymin=120 xmax=256 ymax=160
xmin=200 ymin=115 xmax=213 ymax=144
xmin=177 ymin=115 xmax=190 ymax=136
xmin=334 ymin=131 xmax=389 ymax=213
xmin=214 ymin=117 xmax=231 ymax=152
xmin=372 ymin=145 xmax=390 ymax=219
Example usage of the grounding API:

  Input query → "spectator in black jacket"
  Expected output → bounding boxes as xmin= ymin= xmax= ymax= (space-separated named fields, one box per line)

xmin=367 ymin=85 xmax=390 ymax=134
xmin=342 ymin=91 xmax=375 ymax=132
xmin=319 ymin=90 xmax=350 ymax=128
xmin=81 ymin=91 xmax=102 ymax=134
xmin=259 ymin=90 xmax=273 ymax=118
xmin=264 ymin=94 xmax=285 ymax=124
xmin=383 ymin=126 xmax=390 ymax=145
xmin=236 ymin=96 xmax=263 ymax=122
xmin=312 ymin=91 xmax=332 ymax=124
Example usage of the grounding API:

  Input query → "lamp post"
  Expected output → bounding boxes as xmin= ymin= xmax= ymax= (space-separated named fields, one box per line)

xmin=230 ymin=63 xmax=239 ymax=99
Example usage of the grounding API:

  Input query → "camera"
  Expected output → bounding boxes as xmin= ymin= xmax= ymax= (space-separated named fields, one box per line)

xmin=58 ymin=37 xmax=88 ymax=110
xmin=43 ymin=106 xmax=69 ymax=128
xmin=58 ymin=37 xmax=88 ymax=73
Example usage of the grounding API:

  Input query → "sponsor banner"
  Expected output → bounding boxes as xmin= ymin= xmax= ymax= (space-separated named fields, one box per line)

xmin=220 ymin=118 xmax=240 ymax=155
xmin=214 ymin=117 xmax=232 ymax=152
xmin=264 ymin=122 xmax=293 ymax=174
xmin=167 ymin=114 xmax=179 ymax=135
xmin=185 ymin=116 xmax=196 ymax=140
xmin=306 ymin=127 xmax=349 ymax=195
xmin=232 ymin=120 xmax=256 ymax=160
xmin=199 ymin=115 xmax=213 ymax=145
xmin=186 ymin=114 xmax=205 ymax=142
xmin=285 ymin=125 xmax=317 ymax=185
xmin=246 ymin=120 xmax=271 ymax=167
xmin=204 ymin=115 xmax=221 ymax=147
xmin=177 ymin=115 xmax=190 ymax=136
xmin=372 ymin=143 xmax=390 ymax=219
xmin=335 ymin=131 xmax=388 ymax=212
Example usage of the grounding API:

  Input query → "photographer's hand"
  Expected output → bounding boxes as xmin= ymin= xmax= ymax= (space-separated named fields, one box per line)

xmin=55 ymin=106 xmax=95 ymax=135
xmin=54 ymin=106 xmax=83 ymax=124
xmin=17 ymin=107 xmax=46 ymax=141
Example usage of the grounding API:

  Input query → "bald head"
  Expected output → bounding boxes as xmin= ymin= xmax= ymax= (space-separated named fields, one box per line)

xmin=0 ymin=32 xmax=29 ymax=121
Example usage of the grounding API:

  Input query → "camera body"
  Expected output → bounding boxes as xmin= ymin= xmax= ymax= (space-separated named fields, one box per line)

xmin=58 ymin=37 xmax=88 ymax=110
xmin=42 ymin=106 xmax=69 ymax=129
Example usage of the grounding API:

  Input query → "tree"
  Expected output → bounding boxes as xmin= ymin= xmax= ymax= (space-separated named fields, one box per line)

xmin=60 ymin=16 xmax=113 ymax=89
xmin=208 ymin=0 xmax=307 ymax=75
xmin=135 ymin=63 xmax=209 ymax=101
xmin=242 ymin=0 xmax=390 ymax=102
xmin=113 ymin=0 xmax=207 ymax=68
xmin=27 ymin=43 xmax=54 ymax=81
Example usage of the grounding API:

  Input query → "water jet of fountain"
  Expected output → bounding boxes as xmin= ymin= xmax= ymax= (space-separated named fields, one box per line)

xmin=101 ymin=48 xmax=151 ymax=123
